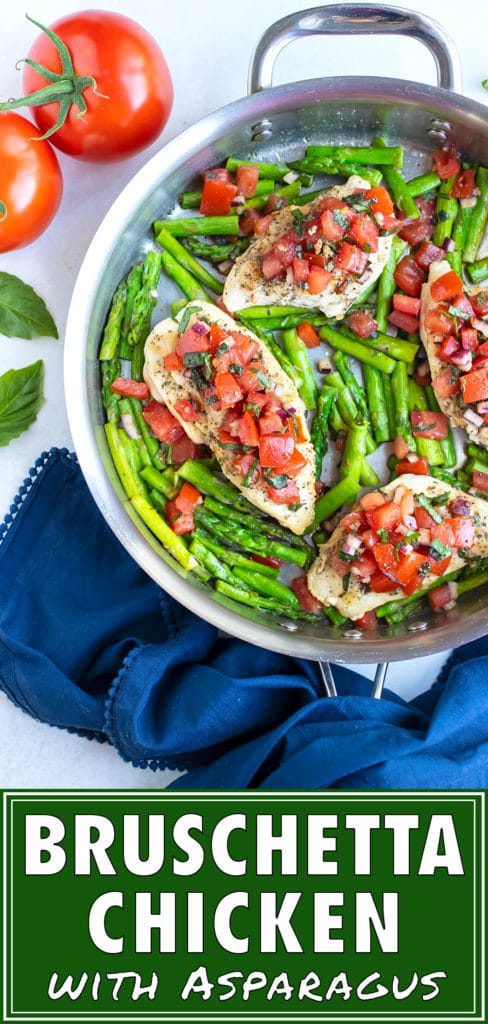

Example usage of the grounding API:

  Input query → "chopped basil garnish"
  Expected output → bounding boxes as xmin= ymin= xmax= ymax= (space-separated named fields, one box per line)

xmin=376 ymin=528 xmax=389 ymax=542
xmin=255 ymin=369 xmax=273 ymax=389
xmin=429 ymin=538 xmax=451 ymax=561
xmin=177 ymin=305 xmax=201 ymax=334
xmin=183 ymin=351 xmax=209 ymax=367
xmin=429 ymin=492 xmax=450 ymax=506
xmin=343 ymin=572 xmax=351 ymax=592
xmin=292 ymin=209 xmax=304 ymax=234
xmin=242 ymin=459 xmax=259 ymax=487
xmin=229 ymin=363 xmax=243 ymax=375
xmin=447 ymin=305 xmax=472 ymax=320
xmin=265 ymin=472 xmax=290 ymax=489
xmin=333 ymin=208 xmax=350 ymax=230
xmin=216 ymin=341 xmax=229 ymax=356
xmin=418 ymin=493 xmax=443 ymax=524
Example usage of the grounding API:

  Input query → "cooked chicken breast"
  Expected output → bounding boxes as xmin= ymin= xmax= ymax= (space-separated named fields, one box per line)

xmin=143 ymin=301 xmax=316 ymax=533
xmin=307 ymin=474 xmax=488 ymax=619
xmin=420 ymin=259 xmax=488 ymax=449
xmin=223 ymin=176 xmax=392 ymax=316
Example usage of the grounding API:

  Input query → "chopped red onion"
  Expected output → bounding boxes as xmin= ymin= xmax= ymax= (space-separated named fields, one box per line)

xmin=477 ymin=400 xmax=488 ymax=414
xmin=276 ymin=408 xmax=290 ymax=422
xmin=192 ymin=320 xmax=210 ymax=335
xmin=386 ymin=323 xmax=398 ymax=337
xmin=404 ymin=514 xmax=417 ymax=530
xmin=232 ymin=194 xmax=245 ymax=206
xmin=398 ymin=542 xmax=414 ymax=556
xmin=406 ymin=452 xmax=419 ymax=463
xmin=473 ymin=317 xmax=488 ymax=339
xmin=120 ymin=413 xmax=140 ymax=440
xmin=416 ymin=360 xmax=430 ymax=377
xmin=442 ymin=237 xmax=455 ymax=251
xmin=287 ymin=407 xmax=296 ymax=415
xmin=417 ymin=528 xmax=431 ymax=546
xmin=217 ymin=260 xmax=234 ymax=274
xmin=451 ymin=349 xmax=473 ymax=371
xmin=464 ymin=407 xmax=484 ymax=427
xmin=342 ymin=533 xmax=363 ymax=556
xmin=451 ymin=497 xmax=471 ymax=516
xmin=283 ymin=170 xmax=299 ymax=184
xmin=460 ymin=196 xmax=478 ymax=208
xmin=318 ymin=358 xmax=332 ymax=373
xmin=448 ymin=581 xmax=459 ymax=599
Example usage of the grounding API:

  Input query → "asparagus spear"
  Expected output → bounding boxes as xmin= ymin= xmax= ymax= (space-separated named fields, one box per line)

xmin=392 ymin=360 xmax=415 ymax=449
xmin=466 ymin=256 xmax=488 ymax=284
xmin=193 ymin=507 xmax=309 ymax=567
xmin=131 ymin=494 xmax=197 ymax=571
xmin=192 ymin=529 xmax=280 ymax=577
xmin=425 ymin=384 xmax=457 ymax=468
xmin=178 ymin=460 xmax=243 ymax=506
xmin=225 ymin=157 xmax=290 ymax=180
xmin=406 ymin=171 xmax=441 ymax=197
xmin=342 ymin=325 xmax=418 ymax=364
xmin=155 ymin=215 xmax=240 ymax=237
xmin=160 ymin=250 xmax=212 ymax=303
xmin=332 ymin=351 xmax=371 ymax=425
xmin=189 ymin=535 xmax=237 ymax=583
xmin=432 ymin=174 xmax=458 ymax=248
xmin=288 ymin=158 xmax=383 ymax=185
xmin=464 ymin=167 xmax=488 ymax=262
xmin=127 ymin=397 xmax=161 ymax=468
xmin=245 ymin=181 xmax=301 ymax=210
xmin=157 ymin=227 xmax=223 ymax=294
xmin=255 ymin=329 xmax=304 ymax=390
xmin=140 ymin=465 xmax=180 ymax=499
xmin=408 ymin=379 xmax=445 ymax=466
xmin=381 ymin=372 xmax=396 ymax=442
xmin=202 ymin=496 xmax=313 ymax=552
xmin=311 ymin=384 xmax=336 ymax=476
xmin=375 ymin=236 xmax=408 ymax=333
xmin=363 ymin=365 xmax=390 ymax=444
xmin=99 ymin=279 xmax=127 ymax=361
xmin=372 ymin=136 xmax=419 ymax=218
xmin=313 ymin=476 xmax=361 ymax=528
xmin=232 ymin=565 xmax=302 ymax=609
xmin=183 ymin=237 xmax=250 ymax=265
xmin=127 ymin=251 xmax=161 ymax=348
xmin=215 ymin=579 xmax=317 ymax=622
xmin=319 ymin=324 xmax=396 ymax=374
xmin=179 ymin=179 xmax=275 ymax=208
xmin=100 ymin=357 xmax=122 ymax=424
xmin=119 ymin=264 xmax=143 ymax=359
xmin=339 ymin=421 xmax=368 ymax=481
xmin=305 ymin=144 xmax=403 ymax=166
xmin=104 ymin=423 xmax=146 ymax=500
xmin=281 ymin=327 xmax=319 ymax=409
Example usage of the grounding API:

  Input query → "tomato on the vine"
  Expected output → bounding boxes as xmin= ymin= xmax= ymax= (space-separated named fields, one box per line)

xmin=21 ymin=11 xmax=173 ymax=162
xmin=0 ymin=112 xmax=63 ymax=253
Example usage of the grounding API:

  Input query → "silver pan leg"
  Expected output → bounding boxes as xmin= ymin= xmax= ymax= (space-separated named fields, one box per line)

xmin=371 ymin=663 xmax=389 ymax=699
xmin=318 ymin=660 xmax=338 ymax=698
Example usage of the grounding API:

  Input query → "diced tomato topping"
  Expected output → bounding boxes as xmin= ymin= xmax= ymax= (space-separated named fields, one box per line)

xmin=221 ymin=409 xmax=241 ymax=437
xmin=424 ymin=307 xmax=453 ymax=335
xmin=394 ymin=435 xmax=410 ymax=460
xmin=234 ymin=451 xmax=260 ymax=485
xmin=414 ymin=240 xmax=445 ymax=271
xmin=250 ymin=553 xmax=283 ymax=569
xmin=396 ymin=551 xmax=430 ymax=591
xmin=393 ymin=293 xmax=421 ymax=316
xmin=110 ymin=377 xmax=149 ymax=399
xmin=472 ymin=469 xmax=488 ymax=493
xmin=431 ymin=520 xmax=455 ymax=547
xmin=367 ymin=502 xmax=402 ymax=532
xmin=351 ymin=552 xmax=377 ymax=580
xmin=230 ymin=332 xmax=260 ymax=365
xmin=258 ymin=410 xmax=285 ymax=435
xmin=169 ymin=435 xmax=203 ymax=464
xmin=451 ymin=293 xmax=475 ymax=318
xmin=398 ymin=219 xmax=433 ymax=245
xmin=444 ymin=516 xmax=475 ymax=548
xmin=346 ymin=310 xmax=378 ymax=338
xmin=320 ymin=207 xmax=346 ymax=242
xmin=450 ymin=168 xmax=476 ymax=199
xmin=175 ymin=325 xmax=210 ymax=357
xmin=394 ymin=256 xmax=426 ymax=298
xmin=460 ymin=368 xmax=488 ymax=404
xmin=286 ymin=415 xmax=308 ymax=444
xmin=239 ymin=368 xmax=266 ymax=393
xmin=360 ymin=491 xmax=386 ymax=511
xmin=142 ymin=400 xmax=184 ymax=443
xmin=330 ymin=551 xmax=353 ymax=577
xmin=348 ymin=213 xmax=379 ymax=253
xmin=238 ymin=410 xmax=259 ymax=446
xmin=262 ymin=252 xmax=283 ymax=279
xmin=214 ymin=371 xmax=243 ymax=408
xmin=174 ymin=481 xmax=202 ymax=515
xmin=315 ymin=195 xmax=347 ymax=213
xmin=353 ymin=610 xmax=377 ymax=630
xmin=361 ymin=529 xmax=379 ymax=550
xmin=200 ymin=177 xmax=237 ymax=216
xmin=369 ymin=570 xmax=399 ymax=593
xmin=364 ymin=186 xmax=394 ymax=216
xmin=212 ymin=346 xmax=239 ymax=374
xmin=259 ymin=433 xmax=295 ymax=469
xmin=254 ymin=214 xmax=273 ymax=235
xmin=165 ymin=499 xmax=194 ymax=536
xmin=437 ymin=335 xmax=460 ymax=362
xmin=428 ymin=555 xmax=452 ymax=578
xmin=173 ymin=398 xmax=199 ymax=423
xmin=304 ymin=252 xmax=326 ymax=268
xmin=297 ymin=320 xmax=321 ymax=347
xmin=415 ymin=505 xmax=435 ymax=530
xmin=266 ymin=481 xmax=300 ymax=505
xmin=411 ymin=409 xmax=448 ymax=440
xmin=334 ymin=242 xmax=368 ymax=275
xmin=433 ymin=146 xmax=461 ymax=180
xmin=280 ymin=447 xmax=307 ymax=477
xmin=395 ymin=457 xmax=429 ymax=475
xmin=387 ymin=310 xmax=420 ymax=334
xmin=428 ymin=583 xmax=453 ymax=611
xmin=239 ymin=207 xmax=262 ymax=236
xmin=273 ymin=231 xmax=299 ymax=268
xmin=292 ymin=256 xmax=310 ymax=283
xmin=308 ymin=266 xmax=333 ymax=294
xmin=235 ymin=163 xmax=259 ymax=198
xmin=472 ymin=291 xmax=488 ymax=318
xmin=291 ymin=576 xmax=322 ymax=612
xmin=207 ymin=323 xmax=227 ymax=351
xmin=203 ymin=167 xmax=233 ymax=183
xmin=164 ymin=352 xmax=184 ymax=372
xmin=430 ymin=270 xmax=464 ymax=303
xmin=340 ymin=510 xmax=367 ymax=532
xmin=460 ymin=327 xmax=478 ymax=352
xmin=433 ymin=367 xmax=461 ymax=400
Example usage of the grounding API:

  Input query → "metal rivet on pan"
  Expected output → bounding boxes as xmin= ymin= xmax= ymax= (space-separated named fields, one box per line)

xmin=343 ymin=628 xmax=363 ymax=639
xmin=251 ymin=119 xmax=273 ymax=142
xmin=407 ymin=620 xmax=428 ymax=632
xmin=427 ymin=118 xmax=452 ymax=142
xmin=280 ymin=620 xmax=298 ymax=631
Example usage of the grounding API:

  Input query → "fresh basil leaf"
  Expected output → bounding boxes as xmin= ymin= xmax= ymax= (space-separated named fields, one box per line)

xmin=0 ymin=273 xmax=58 ymax=340
xmin=0 ymin=360 xmax=44 ymax=446
xmin=177 ymin=304 xmax=201 ymax=334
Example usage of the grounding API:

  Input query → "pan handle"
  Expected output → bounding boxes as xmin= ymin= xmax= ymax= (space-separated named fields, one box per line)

xmin=249 ymin=4 xmax=462 ymax=95
xmin=319 ymin=660 xmax=389 ymax=699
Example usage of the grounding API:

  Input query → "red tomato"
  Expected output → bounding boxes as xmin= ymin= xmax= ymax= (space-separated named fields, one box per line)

xmin=266 ymin=481 xmax=300 ymax=505
xmin=234 ymin=451 xmax=260 ymax=485
xmin=392 ymin=294 xmax=421 ymax=316
xmin=472 ymin=291 xmax=488 ymax=318
xmin=238 ymin=411 xmax=259 ymax=446
xmin=396 ymin=551 xmax=429 ymax=591
xmin=430 ymin=270 xmax=464 ymax=302
xmin=348 ymin=214 xmax=379 ymax=253
xmin=428 ymin=583 xmax=453 ymax=611
xmin=258 ymin=411 xmax=284 ymax=436
xmin=290 ymin=577 xmax=322 ymax=613
xmin=460 ymin=327 xmax=478 ymax=352
xmin=110 ymin=378 xmax=149 ymax=399
xmin=292 ymin=257 xmax=310 ymax=283
xmin=165 ymin=499 xmax=194 ymax=535
xmin=0 ymin=112 xmax=62 ymax=252
xmin=430 ymin=521 xmax=455 ymax=547
xmin=364 ymin=186 xmax=393 ymax=216
xmin=394 ymin=256 xmax=426 ymax=298
xmin=445 ymin=516 xmax=475 ymax=548
xmin=262 ymin=253 xmax=283 ymax=280
xmin=169 ymin=435 xmax=202 ymax=464
xmin=414 ymin=241 xmax=445 ymax=271
xmin=22 ymin=12 xmax=173 ymax=161
xmin=353 ymin=610 xmax=377 ymax=630
xmin=450 ymin=169 xmax=476 ymax=198
xmin=334 ymin=242 xmax=368 ymax=275
xmin=200 ymin=178 xmax=237 ymax=216
xmin=460 ymin=369 xmax=488 ymax=404
xmin=176 ymin=326 xmax=210 ymax=357
xmin=398 ymin=219 xmax=433 ymax=245
xmin=368 ymin=503 xmax=401 ymax=533
xmin=239 ymin=207 xmax=261 ymax=236
xmin=433 ymin=147 xmax=460 ymax=180
xmin=249 ymin=554 xmax=283 ymax=569
xmin=433 ymin=367 xmax=461 ymax=400
xmin=437 ymin=335 xmax=460 ymax=362
xmin=308 ymin=267 xmax=332 ymax=294
xmin=174 ymin=482 xmax=202 ymax=514
xmin=360 ymin=491 xmax=386 ymax=511
xmin=346 ymin=310 xmax=378 ymax=338
xmin=320 ymin=208 xmax=345 ymax=242
xmin=259 ymin=434 xmax=295 ymax=468
xmin=254 ymin=214 xmax=273 ymax=236
xmin=174 ymin=398 xmax=199 ymax=423
xmin=387 ymin=310 xmax=420 ymax=334
xmin=236 ymin=164 xmax=259 ymax=198
xmin=424 ymin=307 xmax=453 ymax=335
xmin=411 ymin=409 xmax=448 ymax=440
xmin=297 ymin=321 xmax=320 ymax=348
xmin=473 ymin=470 xmax=488 ymax=493
xmin=369 ymin=571 xmax=398 ymax=594
xmin=280 ymin=447 xmax=307 ymax=477
xmin=214 ymin=372 xmax=243 ymax=409
xmin=395 ymin=457 xmax=429 ymax=475
xmin=143 ymin=401 xmax=184 ymax=443
xmin=164 ymin=352 xmax=183 ymax=372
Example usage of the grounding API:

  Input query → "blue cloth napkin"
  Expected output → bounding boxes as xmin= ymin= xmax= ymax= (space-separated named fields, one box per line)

xmin=1 ymin=447 xmax=487 ymax=788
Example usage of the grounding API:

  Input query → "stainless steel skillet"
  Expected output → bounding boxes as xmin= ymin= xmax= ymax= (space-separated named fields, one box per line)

xmin=64 ymin=4 xmax=488 ymax=694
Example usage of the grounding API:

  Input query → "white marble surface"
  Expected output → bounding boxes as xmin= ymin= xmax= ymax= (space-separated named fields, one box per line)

xmin=0 ymin=0 xmax=485 ymax=788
